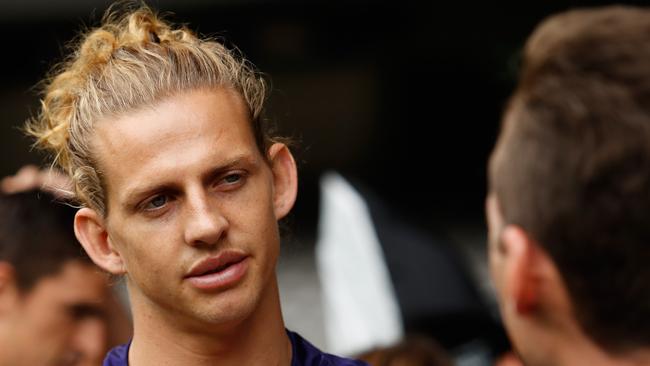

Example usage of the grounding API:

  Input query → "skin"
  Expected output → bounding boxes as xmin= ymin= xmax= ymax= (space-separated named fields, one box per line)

xmin=0 ymin=165 xmax=74 ymax=199
xmin=74 ymin=88 xmax=297 ymax=366
xmin=0 ymin=260 xmax=110 ymax=366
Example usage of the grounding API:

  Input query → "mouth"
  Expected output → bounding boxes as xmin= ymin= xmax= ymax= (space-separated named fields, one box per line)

xmin=185 ymin=251 xmax=249 ymax=291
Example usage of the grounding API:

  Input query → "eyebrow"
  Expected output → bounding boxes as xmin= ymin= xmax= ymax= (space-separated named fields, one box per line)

xmin=121 ymin=154 xmax=258 ymax=209
xmin=68 ymin=303 xmax=107 ymax=319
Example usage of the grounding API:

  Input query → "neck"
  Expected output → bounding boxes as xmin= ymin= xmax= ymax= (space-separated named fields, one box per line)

xmin=0 ymin=335 xmax=14 ymax=366
xmin=127 ymin=277 xmax=291 ymax=366
xmin=0 ymin=317 xmax=22 ymax=366
xmin=526 ymin=319 xmax=650 ymax=366
xmin=553 ymin=335 xmax=650 ymax=366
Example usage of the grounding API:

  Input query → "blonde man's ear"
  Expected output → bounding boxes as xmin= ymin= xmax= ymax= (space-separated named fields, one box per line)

xmin=74 ymin=208 xmax=126 ymax=275
xmin=268 ymin=143 xmax=298 ymax=220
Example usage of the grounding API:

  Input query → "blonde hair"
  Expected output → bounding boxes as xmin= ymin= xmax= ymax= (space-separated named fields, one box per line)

xmin=26 ymin=4 xmax=271 ymax=215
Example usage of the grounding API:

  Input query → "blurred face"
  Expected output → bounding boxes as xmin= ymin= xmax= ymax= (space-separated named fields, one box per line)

xmin=485 ymin=193 xmax=506 ymax=305
xmin=487 ymin=191 xmax=529 ymax=363
xmin=486 ymin=115 xmax=514 ymax=315
xmin=4 ymin=261 xmax=109 ymax=366
xmin=92 ymin=88 xmax=286 ymax=329
xmin=486 ymin=133 xmax=507 ymax=300
xmin=487 ymin=134 xmax=535 ymax=364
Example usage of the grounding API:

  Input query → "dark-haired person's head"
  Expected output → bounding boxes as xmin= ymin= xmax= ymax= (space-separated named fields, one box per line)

xmin=486 ymin=6 xmax=650 ymax=366
xmin=0 ymin=191 xmax=110 ymax=366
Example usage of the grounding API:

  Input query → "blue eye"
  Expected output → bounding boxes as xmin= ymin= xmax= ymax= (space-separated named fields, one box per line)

xmin=223 ymin=174 xmax=241 ymax=184
xmin=146 ymin=195 xmax=168 ymax=209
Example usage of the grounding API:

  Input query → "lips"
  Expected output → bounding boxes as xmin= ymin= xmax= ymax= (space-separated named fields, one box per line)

xmin=185 ymin=251 xmax=249 ymax=291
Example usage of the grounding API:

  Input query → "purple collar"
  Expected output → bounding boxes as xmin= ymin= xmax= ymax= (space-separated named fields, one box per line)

xmin=103 ymin=329 xmax=368 ymax=366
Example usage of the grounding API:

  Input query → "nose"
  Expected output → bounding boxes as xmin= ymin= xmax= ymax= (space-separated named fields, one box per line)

xmin=183 ymin=189 xmax=229 ymax=246
xmin=71 ymin=317 xmax=108 ymax=366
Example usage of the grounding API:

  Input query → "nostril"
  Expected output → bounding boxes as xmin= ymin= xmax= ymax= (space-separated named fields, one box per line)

xmin=185 ymin=213 xmax=229 ymax=247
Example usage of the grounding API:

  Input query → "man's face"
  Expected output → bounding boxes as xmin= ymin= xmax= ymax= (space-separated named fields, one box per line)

xmin=92 ymin=88 xmax=284 ymax=328
xmin=487 ymin=134 xmax=539 ymax=364
xmin=5 ymin=261 xmax=109 ymax=366
xmin=486 ymin=135 xmax=508 ymax=304
xmin=485 ymin=193 xmax=506 ymax=305
xmin=486 ymin=112 xmax=517 ymax=307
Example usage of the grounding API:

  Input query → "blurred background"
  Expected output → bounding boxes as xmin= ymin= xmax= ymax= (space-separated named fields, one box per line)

xmin=0 ymin=0 xmax=646 ymax=364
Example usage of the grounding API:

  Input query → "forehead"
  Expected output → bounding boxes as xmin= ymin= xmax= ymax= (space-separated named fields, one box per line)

xmin=94 ymin=88 xmax=252 ymax=155
xmin=26 ymin=261 xmax=107 ymax=304
xmin=91 ymin=88 xmax=258 ymax=204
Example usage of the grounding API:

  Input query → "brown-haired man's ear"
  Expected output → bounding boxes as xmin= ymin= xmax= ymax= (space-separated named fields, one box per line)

xmin=500 ymin=226 xmax=542 ymax=315
xmin=0 ymin=262 xmax=19 ymax=315
xmin=74 ymin=209 xmax=126 ymax=275
xmin=494 ymin=221 xmax=572 ymax=326
xmin=267 ymin=143 xmax=298 ymax=220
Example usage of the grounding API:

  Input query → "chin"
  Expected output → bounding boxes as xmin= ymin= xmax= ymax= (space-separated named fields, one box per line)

xmin=506 ymin=330 xmax=540 ymax=366
xmin=193 ymin=285 xmax=261 ymax=325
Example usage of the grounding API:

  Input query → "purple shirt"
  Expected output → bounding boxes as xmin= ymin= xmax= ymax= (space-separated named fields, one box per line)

xmin=103 ymin=329 xmax=368 ymax=366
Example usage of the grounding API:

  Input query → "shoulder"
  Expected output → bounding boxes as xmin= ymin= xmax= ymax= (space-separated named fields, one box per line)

xmin=102 ymin=341 xmax=130 ymax=366
xmin=287 ymin=330 xmax=369 ymax=366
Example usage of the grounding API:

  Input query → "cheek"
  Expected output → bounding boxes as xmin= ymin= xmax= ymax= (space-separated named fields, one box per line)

xmin=109 ymin=217 xmax=179 ymax=272
xmin=24 ymin=305 xmax=74 ymax=354
xmin=123 ymin=242 xmax=175 ymax=288
xmin=231 ymin=201 xmax=280 ymax=261
xmin=488 ymin=247 xmax=501 ymax=292
xmin=73 ymin=317 xmax=109 ymax=358
xmin=229 ymin=176 xmax=279 ymax=239
xmin=489 ymin=242 xmax=513 ymax=320
xmin=486 ymin=196 xmax=506 ymax=295
xmin=231 ymin=184 xmax=281 ymax=272
xmin=488 ymin=233 xmax=505 ymax=288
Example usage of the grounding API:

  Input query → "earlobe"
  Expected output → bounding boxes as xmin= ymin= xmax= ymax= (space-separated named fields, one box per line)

xmin=74 ymin=208 xmax=126 ymax=275
xmin=0 ymin=262 xmax=13 ymax=290
xmin=267 ymin=143 xmax=298 ymax=220
xmin=0 ymin=262 xmax=19 ymax=315
xmin=501 ymin=225 xmax=539 ymax=315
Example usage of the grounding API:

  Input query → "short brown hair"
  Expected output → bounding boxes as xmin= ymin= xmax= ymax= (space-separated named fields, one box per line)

xmin=0 ymin=191 xmax=91 ymax=290
xmin=490 ymin=6 xmax=650 ymax=352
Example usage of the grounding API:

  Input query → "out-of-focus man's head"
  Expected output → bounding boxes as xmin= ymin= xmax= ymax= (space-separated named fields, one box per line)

xmin=0 ymin=190 xmax=110 ymax=366
xmin=487 ymin=6 xmax=650 ymax=366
